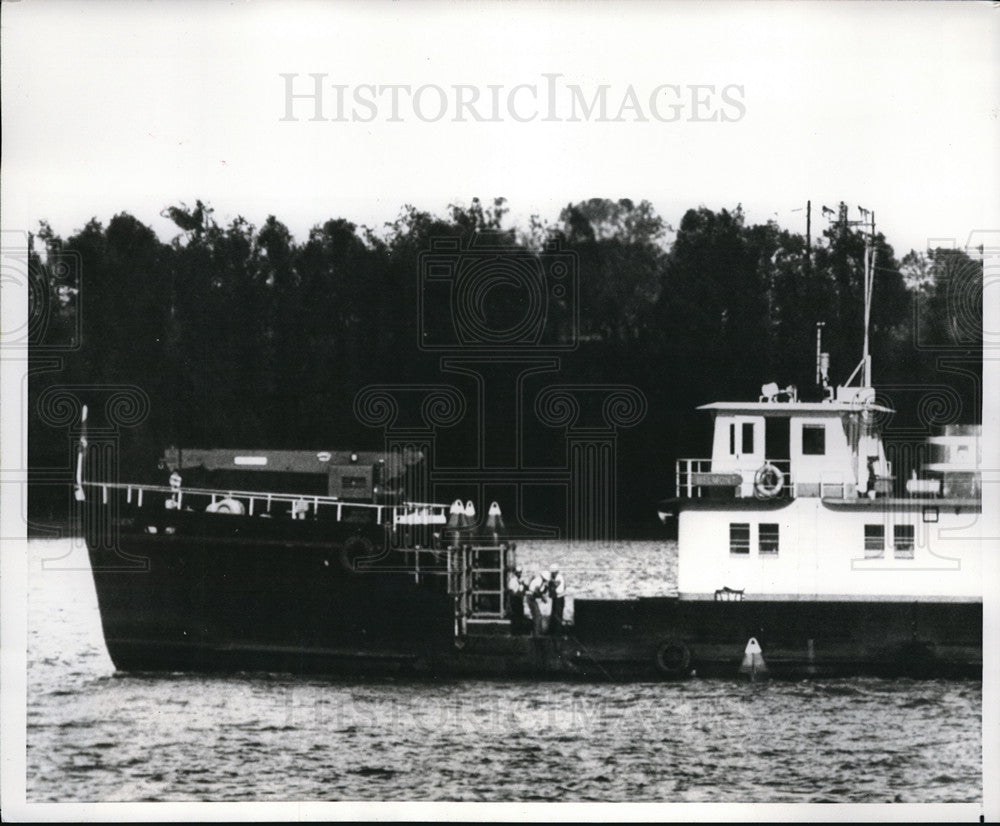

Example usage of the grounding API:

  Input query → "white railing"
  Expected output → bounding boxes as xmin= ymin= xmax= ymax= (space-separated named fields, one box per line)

xmin=675 ymin=458 xmax=713 ymax=498
xmin=80 ymin=480 xmax=450 ymax=526
xmin=675 ymin=458 xmax=795 ymax=499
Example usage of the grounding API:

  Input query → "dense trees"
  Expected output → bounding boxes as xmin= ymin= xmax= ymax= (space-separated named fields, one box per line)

xmin=27 ymin=198 xmax=983 ymax=531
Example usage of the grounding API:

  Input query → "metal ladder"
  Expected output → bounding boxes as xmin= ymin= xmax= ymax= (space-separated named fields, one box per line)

xmin=448 ymin=543 xmax=513 ymax=636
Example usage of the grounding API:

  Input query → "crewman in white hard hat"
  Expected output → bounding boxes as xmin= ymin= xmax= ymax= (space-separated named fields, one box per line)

xmin=507 ymin=566 xmax=526 ymax=635
xmin=547 ymin=564 xmax=566 ymax=635
xmin=526 ymin=570 xmax=548 ymax=637
xmin=165 ymin=471 xmax=182 ymax=510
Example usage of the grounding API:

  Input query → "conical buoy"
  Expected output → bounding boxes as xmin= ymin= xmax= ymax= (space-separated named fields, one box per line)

xmin=738 ymin=636 xmax=769 ymax=682
xmin=461 ymin=501 xmax=476 ymax=544
xmin=486 ymin=501 xmax=505 ymax=543
xmin=447 ymin=499 xmax=464 ymax=547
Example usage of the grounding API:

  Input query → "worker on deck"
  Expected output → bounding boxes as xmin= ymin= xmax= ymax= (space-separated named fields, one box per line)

xmin=547 ymin=565 xmax=566 ymax=635
xmin=165 ymin=471 xmax=182 ymax=510
xmin=507 ymin=566 xmax=526 ymax=635
xmin=526 ymin=570 xmax=548 ymax=637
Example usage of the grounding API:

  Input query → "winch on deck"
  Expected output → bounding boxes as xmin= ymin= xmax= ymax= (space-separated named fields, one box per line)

xmin=159 ymin=445 xmax=422 ymax=503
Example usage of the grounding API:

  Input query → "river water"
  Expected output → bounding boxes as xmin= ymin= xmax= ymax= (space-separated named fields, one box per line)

xmin=25 ymin=538 xmax=982 ymax=805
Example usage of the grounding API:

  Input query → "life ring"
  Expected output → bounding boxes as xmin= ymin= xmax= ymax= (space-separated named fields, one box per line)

xmin=206 ymin=497 xmax=245 ymax=515
xmin=753 ymin=463 xmax=784 ymax=499
xmin=339 ymin=536 xmax=375 ymax=574
xmin=654 ymin=640 xmax=691 ymax=677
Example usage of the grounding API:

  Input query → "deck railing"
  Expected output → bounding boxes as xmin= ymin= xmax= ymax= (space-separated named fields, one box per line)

xmin=674 ymin=459 xmax=905 ymax=500
xmin=79 ymin=480 xmax=450 ymax=526
xmin=675 ymin=458 xmax=795 ymax=499
xmin=675 ymin=458 xmax=713 ymax=498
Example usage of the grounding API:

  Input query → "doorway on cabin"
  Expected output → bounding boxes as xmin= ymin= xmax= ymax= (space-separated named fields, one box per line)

xmin=765 ymin=416 xmax=791 ymax=462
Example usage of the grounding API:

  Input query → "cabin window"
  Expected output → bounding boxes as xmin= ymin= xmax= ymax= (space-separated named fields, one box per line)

xmin=864 ymin=524 xmax=885 ymax=559
xmin=759 ymin=523 xmax=779 ymax=555
xmin=894 ymin=525 xmax=915 ymax=559
xmin=802 ymin=424 xmax=826 ymax=455
xmin=729 ymin=523 xmax=750 ymax=555
xmin=729 ymin=423 xmax=736 ymax=455
xmin=742 ymin=422 xmax=755 ymax=454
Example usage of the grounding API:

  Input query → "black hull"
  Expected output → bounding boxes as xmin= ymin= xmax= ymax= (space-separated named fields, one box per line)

xmin=87 ymin=510 xmax=454 ymax=668
xmin=572 ymin=598 xmax=982 ymax=680
xmin=87 ymin=514 xmax=982 ymax=681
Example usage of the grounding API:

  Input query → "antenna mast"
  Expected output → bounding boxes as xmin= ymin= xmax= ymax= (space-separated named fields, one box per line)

xmin=859 ymin=207 xmax=876 ymax=387
xmin=823 ymin=203 xmax=877 ymax=388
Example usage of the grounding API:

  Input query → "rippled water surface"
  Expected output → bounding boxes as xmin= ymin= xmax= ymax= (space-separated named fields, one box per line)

xmin=27 ymin=539 xmax=981 ymax=803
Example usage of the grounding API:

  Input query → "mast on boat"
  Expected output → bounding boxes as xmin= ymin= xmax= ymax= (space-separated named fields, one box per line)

xmin=826 ymin=203 xmax=877 ymax=392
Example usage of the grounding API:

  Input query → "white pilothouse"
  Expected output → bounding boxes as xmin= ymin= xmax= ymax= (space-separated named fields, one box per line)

xmin=663 ymin=213 xmax=983 ymax=609
xmin=669 ymin=382 xmax=982 ymax=603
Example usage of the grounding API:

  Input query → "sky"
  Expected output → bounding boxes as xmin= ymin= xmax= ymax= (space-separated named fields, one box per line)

xmin=2 ymin=1 xmax=999 ymax=257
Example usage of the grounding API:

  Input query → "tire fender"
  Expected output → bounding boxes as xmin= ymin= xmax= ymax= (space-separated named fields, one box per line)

xmin=654 ymin=639 xmax=692 ymax=678
xmin=339 ymin=536 xmax=375 ymax=574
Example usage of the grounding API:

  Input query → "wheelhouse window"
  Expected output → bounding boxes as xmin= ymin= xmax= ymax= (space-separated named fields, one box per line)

xmin=729 ymin=523 xmax=750 ymax=555
xmin=893 ymin=525 xmax=915 ymax=559
xmin=864 ymin=524 xmax=885 ymax=559
xmin=759 ymin=523 xmax=779 ymax=555
xmin=802 ymin=424 xmax=826 ymax=455
xmin=742 ymin=422 xmax=754 ymax=454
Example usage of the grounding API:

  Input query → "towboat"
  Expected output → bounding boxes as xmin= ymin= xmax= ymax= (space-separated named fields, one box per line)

xmin=646 ymin=381 xmax=982 ymax=677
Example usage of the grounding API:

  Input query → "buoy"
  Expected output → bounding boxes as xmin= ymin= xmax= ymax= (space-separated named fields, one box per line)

xmin=738 ymin=636 xmax=769 ymax=682
xmin=460 ymin=500 xmax=476 ymax=545
xmin=486 ymin=501 xmax=505 ymax=543
xmin=447 ymin=499 xmax=464 ymax=547
xmin=753 ymin=464 xmax=784 ymax=499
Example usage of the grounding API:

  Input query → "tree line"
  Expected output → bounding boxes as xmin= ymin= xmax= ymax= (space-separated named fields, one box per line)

xmin=27 ymin=198 xmax=983 ymax=532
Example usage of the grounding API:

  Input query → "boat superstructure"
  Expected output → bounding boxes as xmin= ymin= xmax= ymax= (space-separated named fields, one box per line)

xmin=644 ymin=209 xmax=983 ymax=676
xmin=668 ymin=389 xmax=982 ymax=604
